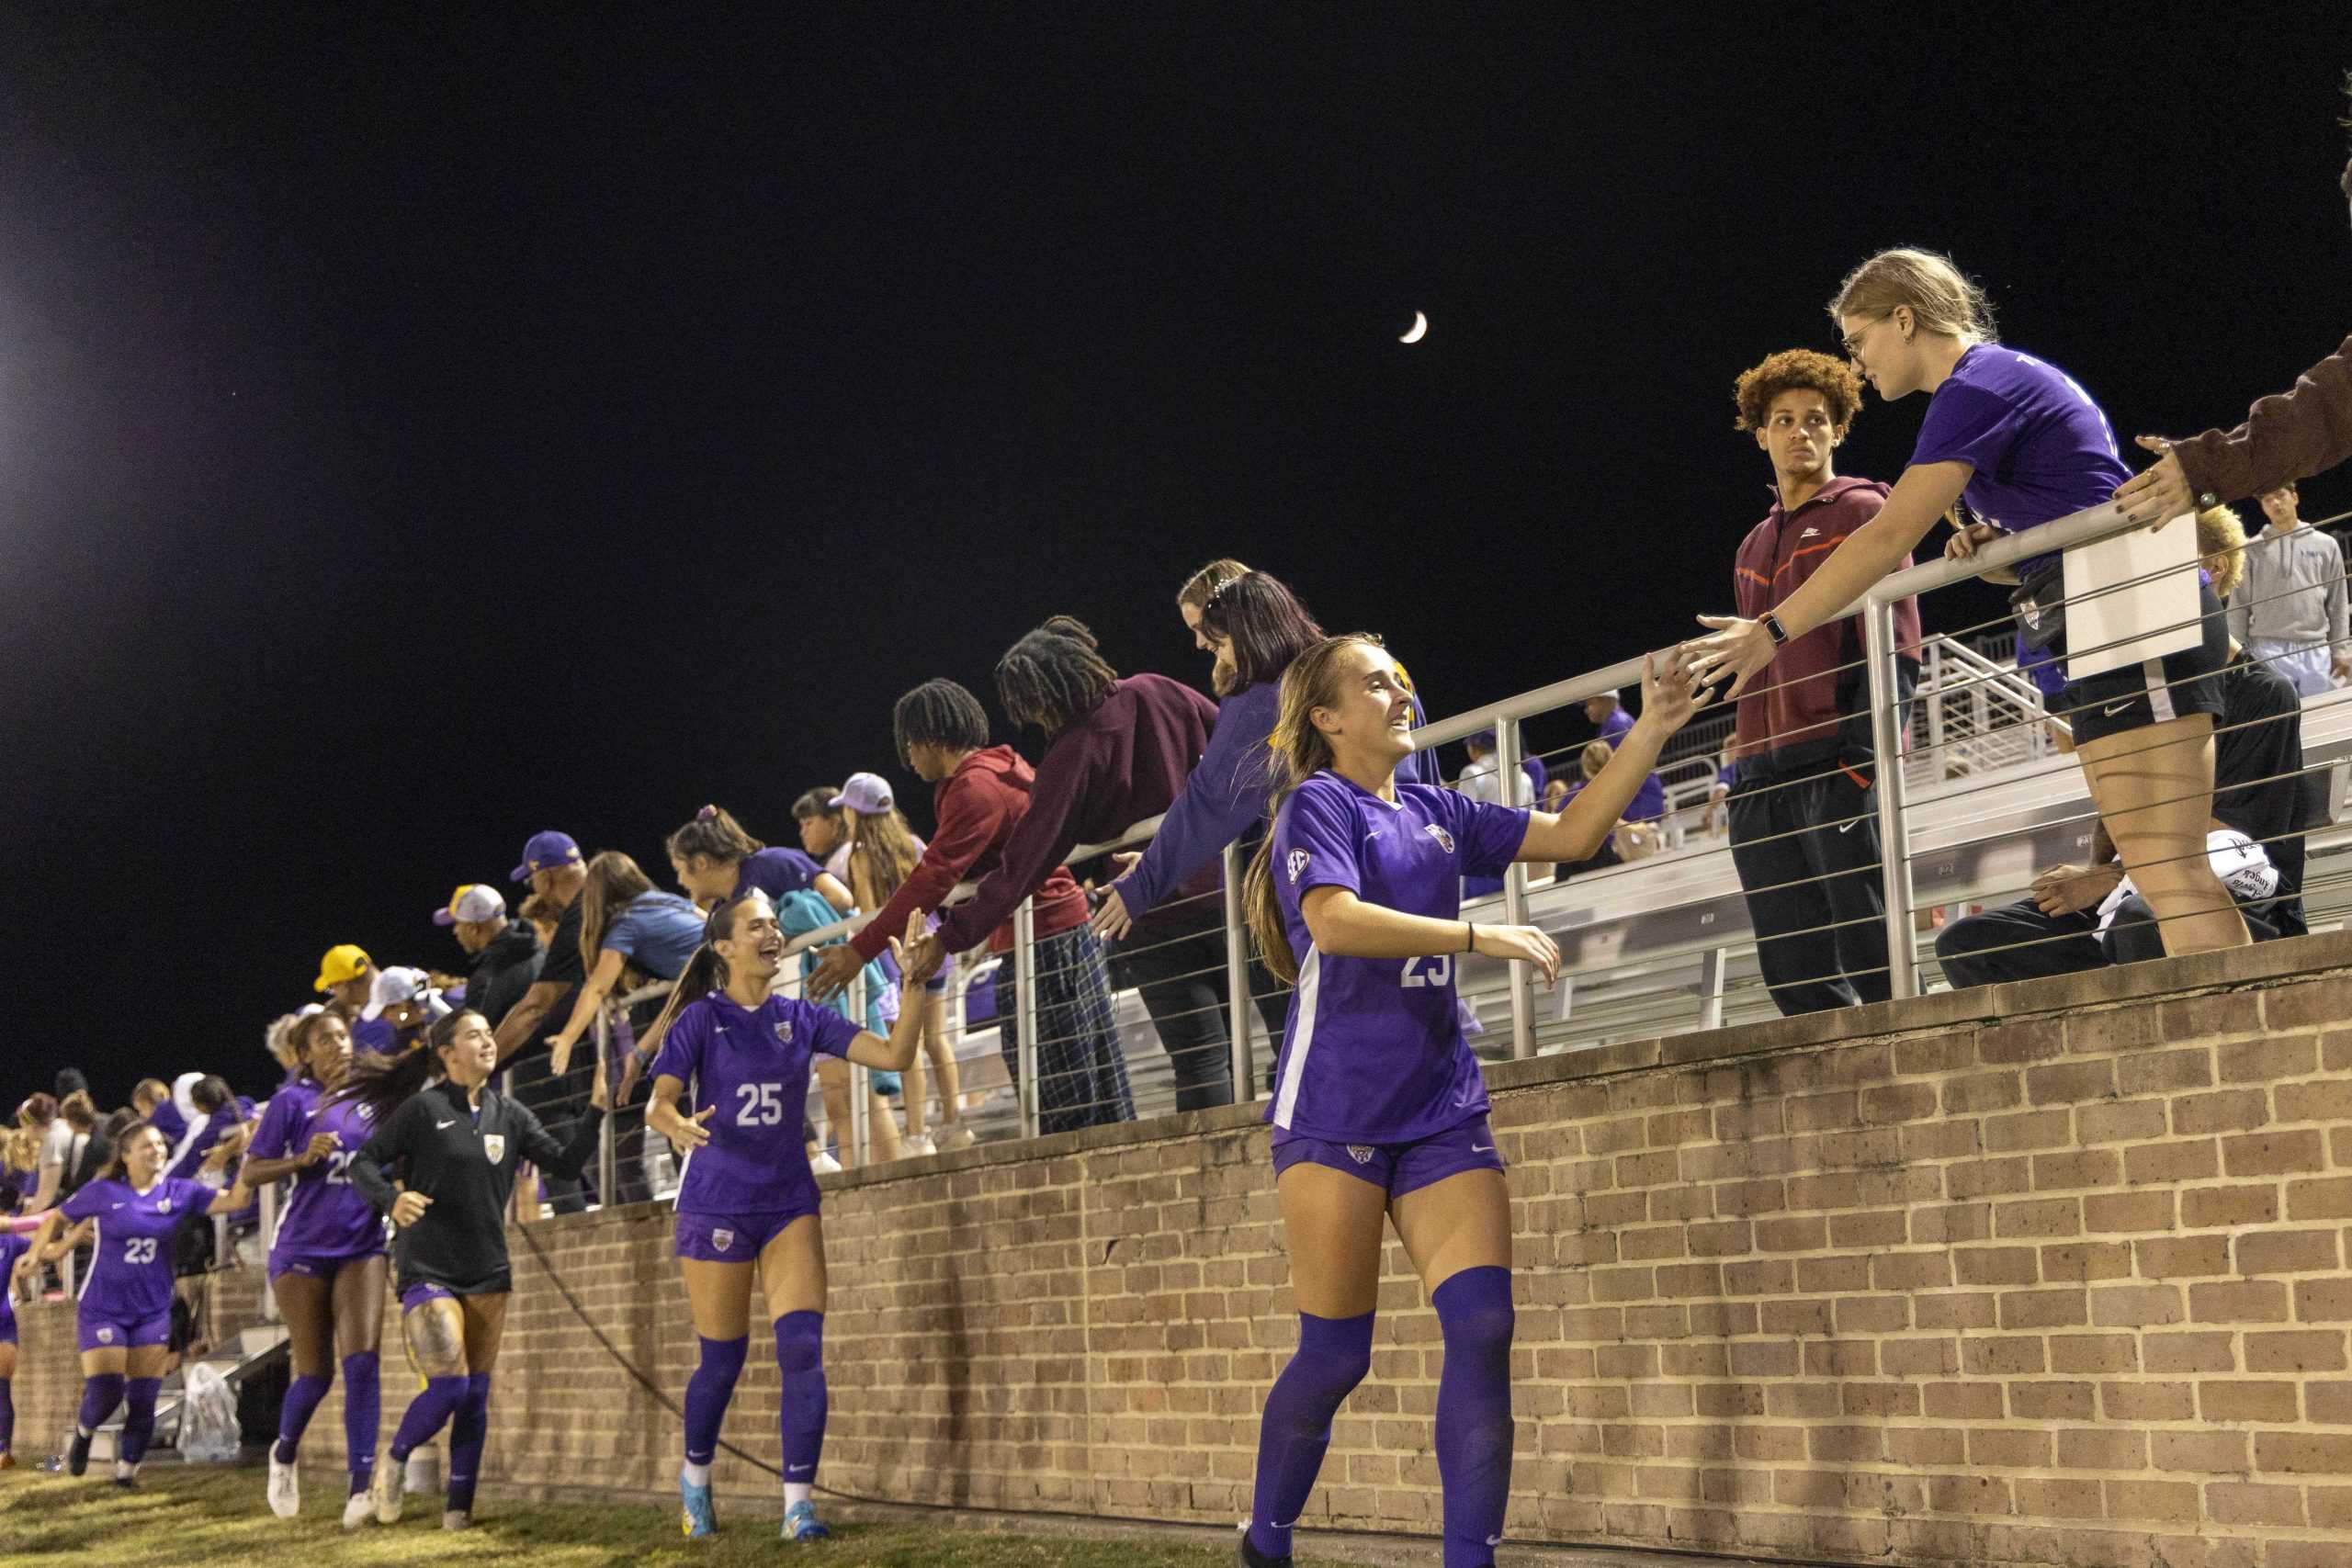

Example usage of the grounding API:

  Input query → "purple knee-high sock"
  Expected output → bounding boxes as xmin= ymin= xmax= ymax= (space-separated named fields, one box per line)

xmin=341 ymin=1352 xmax=380 ymax=1493
xmin=446 ymin=1372 xmax=491 ymax=1515
xmin=274 ymin=1372 xmax=334 ymax=1464
xmin=1246 ymin=1311 xmax=1373 ymax=1561
xmin=388 ymin=1375 xmax=467 ymax=1462
xmin=78 ymin=1371 xmax=127 ymax=1437
xmin=0 ymin=1376 xmax=15 ymax=1455
xmin=119 ymin=1378 xmax=162 ymax=1466
xmin=774 ymin=1312 xmax=826 ymax=1488
xmin=684 ymin=1336 xmax=748 ymax=1467
xmin=1432 ymin=1268 xmax=1515 ymax=1568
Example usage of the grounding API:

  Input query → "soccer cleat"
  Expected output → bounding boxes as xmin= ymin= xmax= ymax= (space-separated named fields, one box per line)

xmin=808 ymin=1151 xmax=842 ymax=1176
xmin=0 ymin=1451 xmax=16 ymax=1471
xmin=783 ymin=1499 xmax=830 ymax=1541
xmin=369 ymin=1460 xmax=404 ymax=1525
xmin=680 ymin=1466 xmax=719 ymax=1538
xmin=67 ymin=1430 xmax=92 ymax=1477
xmin=342 ymin=1488 xmax=376 ymax=1530
xmin=113 ymin=1461 xmax=139 ymax=1490
xmin=268 ymin=1455 xmax=302 ymax=1517
xmin=443 ymin=1509 xmax=473 ymax=1530
xmin=1236 ymin=1522 xmax=1292 ymax=1568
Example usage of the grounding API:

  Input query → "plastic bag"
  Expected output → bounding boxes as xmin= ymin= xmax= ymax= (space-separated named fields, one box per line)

xmin=178 ymin=1362 xmax=242 ymax=1463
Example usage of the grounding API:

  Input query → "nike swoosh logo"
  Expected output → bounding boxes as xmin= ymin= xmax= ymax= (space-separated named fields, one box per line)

xmin=786 ymin=1464 xmax=815 ymax=1476
xmin=1837 ymin=819 xmax=1861 ymax=833
xmin=1487 ymin=1534 xmax=1505 ymax=1546
xmin=1273 ymin=1517 xmax=1301 ymax=1529
xmin=1472 ymin=1145 xmax=1495 ymax=1153
xmin=2102 ymin=702 xmax=2132 ymax=716
xmin=435 ymin=1120 xmax=457 ymax=1130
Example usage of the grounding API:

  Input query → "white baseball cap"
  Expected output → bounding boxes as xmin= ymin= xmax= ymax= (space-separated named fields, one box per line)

xmin=830 ymin=772 xmax=895 ymax=815
xmin=433 ymin=884 xmax=507 ymax=927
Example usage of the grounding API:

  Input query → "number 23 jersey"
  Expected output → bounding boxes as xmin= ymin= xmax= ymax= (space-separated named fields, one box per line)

xmin=650 ymin=991 xmax=861 ymax=1213
xmin=1268 ymin=773 xmax=1529 ymax=1144
xmin=59 ymin=1177 xmax=218 ymax=1324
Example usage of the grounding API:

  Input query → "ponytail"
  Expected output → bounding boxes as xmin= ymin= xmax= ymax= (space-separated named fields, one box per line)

xmin=90 ymin=1117 xmax=157 ymax=1186
xmin=1244 ymin=634 xmax=1375 ymax=985
xmin=639 ymin=893 xmax=754 ymax=1061
xmin=330 ymin=1009 xmax=479 ymax=1123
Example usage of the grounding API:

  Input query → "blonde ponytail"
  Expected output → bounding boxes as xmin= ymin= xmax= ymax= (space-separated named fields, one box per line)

xmin=1244 ymin=635 xmax=1379 ymax=984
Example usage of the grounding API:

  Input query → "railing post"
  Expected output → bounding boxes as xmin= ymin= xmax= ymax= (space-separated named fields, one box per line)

xmin=1493 ymin=717 xmax=1536 ymax=1058
xmin=1223 ymin=840 xmax=1257 ymax=1101
xmin=848 ymin=969 xmax=871 ymax=1165
xmin=60 ymin=1241 xmax=76 ymax=1302
xmin=258 ymin=1182 xmax=281 ymax=1321
xmin=594 ymin=1010 xmax=615 ymax=1206
xmin=1013 ymin=896 xmax=1041 ymax=1138
xmin=1864 ymin=597 xmax=1918 ymax=1000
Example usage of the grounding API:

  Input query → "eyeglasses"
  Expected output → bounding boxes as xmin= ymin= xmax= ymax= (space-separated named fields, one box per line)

xmin=1839 ymin=312 xmax=1892 ymax=359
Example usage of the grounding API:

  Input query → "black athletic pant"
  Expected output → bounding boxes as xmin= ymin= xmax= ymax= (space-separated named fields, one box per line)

xmin=1111 ymin=917 xmax=1236 ymax=1112
xmin=506 ymin=1046 xmax=590 ymax=1215
xmin=1937 ymin=894 xmax=2281 ymax=990
xmin=1728 ymin=744 xmax=1893 ymax=1016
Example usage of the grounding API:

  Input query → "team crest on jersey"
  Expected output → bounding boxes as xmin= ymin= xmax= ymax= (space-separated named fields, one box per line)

xmin=482 ymin=1134 xmax=506 ymax=1164
xmin=774 ymin=1019 xmax=794 ymax=1044
xmin=357 ymin=1104 xmax=376 ymax=1121
xmin=1423 ymin=824 xmax=1455 ymax=855
xmin=1287 ymin=849 xmax=1309 ymax=885
xmin=155 ymin=1197 xmax=172 ymax=1213
xmin=712 ymin=1229 xmax=736 ymax=1252
xmin=97 ymin=1326 xmax=116 ymax=1344
xmin=1346 ymin=1145 xmax=1374 ymax=1165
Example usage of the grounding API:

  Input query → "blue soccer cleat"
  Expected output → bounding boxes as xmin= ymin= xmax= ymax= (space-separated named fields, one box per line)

xmin=680 ymin=1467 xmax=719 ymax=1539
xmin=783 ymin=1499 xmax=831 ymax=1541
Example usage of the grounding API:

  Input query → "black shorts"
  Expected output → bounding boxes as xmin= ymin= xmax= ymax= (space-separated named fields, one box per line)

xmin=2055 ymin=581 xmax=2230 ymax=747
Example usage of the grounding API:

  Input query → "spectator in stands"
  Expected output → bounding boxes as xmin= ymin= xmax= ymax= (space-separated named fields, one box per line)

xmin=666 ymin=805 xmax=854 ymax=916
xmin=2 ymin=1128 xmax=38 ymax=1214
xmin=56 ymin=1092 xmax=105 ymax=1205
xmin=2229 ymin=480 xmax=2349 ymax=696
xmin=368 ymin=967 xmax=453 ymax=1052
xmin=830 ymin=774 xmax=967 ymax=1156
xmin=1702 ymin=750 xmax=1736 ymax=837
xmin=939 ymin=616 xmax=1226 ymax=1110
xmin=129 ymin=1080 xmax=177 ymax=1145
xmin=1939 ymin=506 xmax=2309 ymax=987
xmin=1693 ymin=246 xmax=2248 ymax=961
xmin=844 ymin=677 xmax=1135 ymax=1133
xmin=1585 ymin=689 xmax=1633 ymax=746
xmin=793 ymin=789 xmax=854 ymax=886
xmin=315 ymin=945 xmax=395 ymax=1055
xmin=491 ymin=830 xmax=594 ymax=1213
xmin=435 ymin=885 xmax=544 ymax=1042
xmin=13 ymin=1095 xmax=67 ymax=1215
xmin=1717 ymin=347 xmax=1925 ymax=1015
xmin=545 ymin=852 xmax=705 ymax=1075
xmin=1454 ymin=729 xmax=1535 ymax=898
xmin=2113 ymin=157 xmax=2352 ymax=521
xmin=165 ymin=1077 xmax=252 ymax=1182
xmin=518 ymin=892 xmax=563 ymax=955
xmin=777 ymin=884 xmax=906 ymax=1166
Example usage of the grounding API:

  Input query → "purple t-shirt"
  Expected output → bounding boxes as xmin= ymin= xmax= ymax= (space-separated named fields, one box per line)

xmin=61 ymin=1176 xmax=215 ymax=1324
xmin=1268 ymin=773 xmax=1529 ymax=1143
xmin=0 ymin=1231 xmax=25 ymax=1330
xmin=739 ymin=847 xmax=828 ymax=903
xmin=1910 ymin=345 xmax=2132 ymax=573
xmin=1596 ymin=706 xmax=1634 ymax=745
xmin=650 ymin=991 xmax=860 ymax=1215
xmin=1626 ymin=772 xmax=1667 ymax=824
xmin=250 ymin=1080 xmax=389 ymax=1261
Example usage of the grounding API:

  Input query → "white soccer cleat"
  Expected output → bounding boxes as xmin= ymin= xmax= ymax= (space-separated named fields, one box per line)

xmin=369 ymin=1461 xmax=404 ymax=1525
xmin=901 ymin=1135 xmax=936 ymax=1157
xmin=809 ymin=1151 xmax=843 ymax=1175
xmin=342 ymin=1488 xmax=375 ymax=1530
xmin=443 ymin=1508 xmax=474 ymax=1531
xmin=267 ymin=1455 xmax=301 ymax=1518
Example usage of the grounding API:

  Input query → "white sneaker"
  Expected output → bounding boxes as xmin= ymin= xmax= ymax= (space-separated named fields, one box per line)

xmin=342 ymin=1488 xmax=375 ymax=1530
xmin=809 ymin=1151 xmax=842 ymax=1175
xmin=370 ymin=1460 xmax=404 ymax=1525
xmin=939 ymin=1124 xmax=977 ymax=1151
xmin=267 ymin=1455 xmax=301 ymax=1518
xmin=443 ymin=1509 xmax=474 ymax=1531
xmin=902 ymin=1135 xmax=936 ymax=1157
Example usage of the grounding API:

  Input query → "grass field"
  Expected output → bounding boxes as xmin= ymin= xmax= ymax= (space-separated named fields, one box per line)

xmin=0 ymin=1464 xmax=1368 ymax=1567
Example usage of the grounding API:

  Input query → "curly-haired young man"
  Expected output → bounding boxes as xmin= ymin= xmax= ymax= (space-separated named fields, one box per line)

xmin=1724 ymin=350 xmax=1923 ymax=1015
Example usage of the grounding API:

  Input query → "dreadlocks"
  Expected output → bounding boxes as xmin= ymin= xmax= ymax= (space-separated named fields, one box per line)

xmin=993 ymin=615 xmax=1118 ymax=736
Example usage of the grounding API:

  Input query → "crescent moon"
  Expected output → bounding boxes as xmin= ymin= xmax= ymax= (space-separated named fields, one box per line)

xmin=1399 ymin=310 xmax=1428 ymax=344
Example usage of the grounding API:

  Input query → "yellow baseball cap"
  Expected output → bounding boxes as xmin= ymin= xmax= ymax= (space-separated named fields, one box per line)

xmin=313 ymin=943 xmax=373 ymax=993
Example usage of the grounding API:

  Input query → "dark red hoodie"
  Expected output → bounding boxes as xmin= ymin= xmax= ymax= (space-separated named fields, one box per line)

xmin=848 ymin=744 xmax=1088 ymax=961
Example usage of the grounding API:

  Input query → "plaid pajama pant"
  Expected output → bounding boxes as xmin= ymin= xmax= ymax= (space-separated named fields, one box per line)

xmin=999 ymin=924 xmax=1135 ymax=1133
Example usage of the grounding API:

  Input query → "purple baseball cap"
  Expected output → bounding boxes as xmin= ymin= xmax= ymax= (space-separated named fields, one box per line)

xmin=510 ymin=830 xmax=582 ymax=883
xmin=830 ymin=772 xmax=895 ymax=815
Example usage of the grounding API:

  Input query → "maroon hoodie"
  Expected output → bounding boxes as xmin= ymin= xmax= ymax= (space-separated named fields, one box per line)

xmin=937 ymin=674 xmax=1219 ymax=953
xmin=848 ymin=745 xmax=1087 ymax=962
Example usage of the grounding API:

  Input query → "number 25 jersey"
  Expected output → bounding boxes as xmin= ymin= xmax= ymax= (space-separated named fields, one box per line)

xmin=1268 ymin=773 xmax=1528 ymax=1144
xmin=650 ymin=991 xmax=861 ymax=1214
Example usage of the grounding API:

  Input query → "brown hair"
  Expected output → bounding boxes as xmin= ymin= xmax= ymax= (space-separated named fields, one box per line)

xmin=793 ymin=787 xmax=844 ymax=828
xmin=1733 ymin=349 xmax=1865 ymax=434
xmin=1197 ymin=570 xmax=1326 ymax=697
xmin=333 ymin=1010 xmax=484 ymax=1124
xmin=130 ymin=1078 xmax=170 ymax=1112
xmin=1177 ymin=558 xmax=1251 ymax=613
xmin=994 ymin=615 xmax=1120 ymax=735
xmin=1243 ymin=634 xmax=1385 ymax=984
xmin=847 ymin=806 xmax=923 ymax=910
xmin=16 ymin=1092 xmax=57 ymax=1130
xmin=2197 ymin=504 xmax=2250 ymax=600
xmin=1828 ymin=248 xmax=1996 ymax=343
xmin=93 ymin=1118 xmax=164 ymax=1186
xmin=640 ymin=893 xmax=763 ymax=1061
xmin=517 ymin=892 xmax=562 ymax=927
xmin=1580 ymin=740 xmax=1614 ymax=780
xmin=287 ymin=1010 xmax=346 ymax=1077
xmin=667 ymin=804 xmax=763 ymax=867
xmin=578 ymin=850 xmax=656 ymax=971
xmin=60 ymin=1090 xmax=98 ymax=1132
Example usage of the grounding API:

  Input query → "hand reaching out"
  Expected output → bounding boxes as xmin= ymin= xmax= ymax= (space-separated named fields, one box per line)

xmin=2113 ymin=435 xmax=2191 ymax=528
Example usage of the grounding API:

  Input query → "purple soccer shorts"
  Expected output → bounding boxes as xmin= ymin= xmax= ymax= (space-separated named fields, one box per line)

xmin=674 ymin=1202 xmax=819 ymax=1264
xmin=1270 ymin=1115 xmax=1506 ymax=1200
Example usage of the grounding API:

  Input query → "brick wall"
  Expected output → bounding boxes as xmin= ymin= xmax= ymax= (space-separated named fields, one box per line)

xmin=15 ymin=935 xmax=2352 ymax=1567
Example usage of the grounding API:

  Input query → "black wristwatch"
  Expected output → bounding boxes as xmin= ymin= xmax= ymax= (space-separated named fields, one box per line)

xmin=1760 ymin=611 xmax=1791 ymax=647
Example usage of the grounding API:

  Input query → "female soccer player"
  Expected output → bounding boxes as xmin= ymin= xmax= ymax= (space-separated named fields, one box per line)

xmin=1 ymin=1222 xmax=32 ymax=1468
xmin=1235 ymin=633 xmax=1701 ymax=1568
xmin=342 ymin=1009 xmax=607 ymax=1529
xmin=242 ymin=1010 xmax=390 ymax=1526
xmin=1688 ymin=247 xmax=2246 ymax=959
xmin=665 ymin=804 xmax=854 ymax=916
xmin=645 ymin=894 xmax=937 ymax=1540
xmin=27 ymin=1122 xmax=253 ymax=1486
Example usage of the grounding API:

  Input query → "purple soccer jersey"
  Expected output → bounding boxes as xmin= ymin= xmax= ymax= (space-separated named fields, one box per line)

xmin=250 ymin=1080 xmax=389 ymax=1262
xmin=1267 ymin=773 xmax=1529 ymax=1143
xmin=0 ymin=1231 xmax=26 ymax=1332
xmin=649 ymin=991 xmax=861 ymax=1215
xmin=1909 ymin=345 xmax=2132 ymax=567
xmin=61 ymin=1176 xmax=217 ymax=1325
xmin=739 ymin=847 xmax=827 ymax=902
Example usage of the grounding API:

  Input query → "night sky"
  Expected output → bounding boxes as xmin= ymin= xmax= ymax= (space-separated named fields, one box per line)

xmin=6 ymin=7 xmax=2346 ymax=1107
